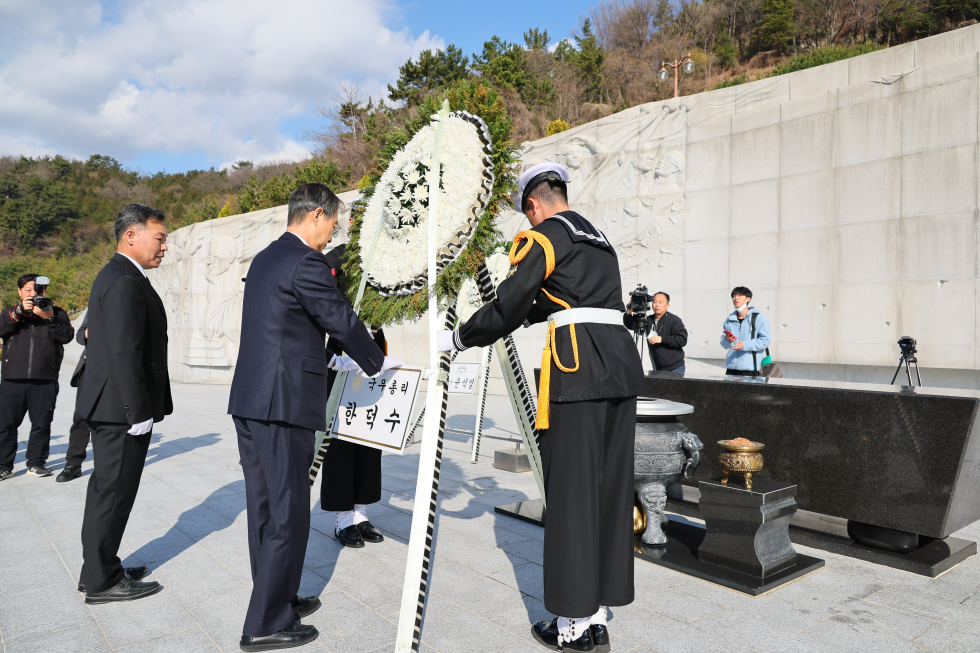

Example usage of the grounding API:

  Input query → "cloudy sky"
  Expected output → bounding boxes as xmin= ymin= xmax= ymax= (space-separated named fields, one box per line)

xmin=0 ymin=0 xmax=595 ymax=173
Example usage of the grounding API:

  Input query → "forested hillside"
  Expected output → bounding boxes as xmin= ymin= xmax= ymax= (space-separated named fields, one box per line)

xmin=2 ymin=0 xmax=975 ymax=311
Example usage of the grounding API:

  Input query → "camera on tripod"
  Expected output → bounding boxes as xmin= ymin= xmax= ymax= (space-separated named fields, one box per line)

xmin=628 ymin=284 xmax=653 ymax=353
xmin=891 ymin=335 xmax=922 ymax=387
xmin=898 ymin=336 xmax=916 ymax=357
xmin=629 ymin=284 xmax=653 ymax=316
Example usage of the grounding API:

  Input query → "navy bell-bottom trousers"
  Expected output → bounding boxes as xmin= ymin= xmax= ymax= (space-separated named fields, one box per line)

xmin=234 ymin=416 xmax=315 ymax=637
xmin=539 ymin=396 xmax=637 ymax=618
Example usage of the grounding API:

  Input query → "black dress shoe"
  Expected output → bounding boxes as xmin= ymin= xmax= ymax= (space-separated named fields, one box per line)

xmin=336 ymin=524 xmax=364 ymax=548
xmin=356 ymin=521 xmax=385 ymax=544
xmin=532 ymin=618 xmax=594 ymax=652
xmin=240 ymin=624 xmax=319 ymax=652
xmin=291 ymin=595 xmax=321 ymax=619
xmin=56 ymin=466 xmax=82 ymax=483
xmin=591 ymin=625 xmax=610 ymax=653
xmin=85 ymin=576 xmax=162 ymax=604
xmin=78 ymin=565 xmax=149 ymax=593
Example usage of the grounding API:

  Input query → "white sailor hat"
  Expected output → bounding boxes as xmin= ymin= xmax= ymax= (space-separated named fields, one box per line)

xmin=516 ymin=162 xmax=570 ymax=213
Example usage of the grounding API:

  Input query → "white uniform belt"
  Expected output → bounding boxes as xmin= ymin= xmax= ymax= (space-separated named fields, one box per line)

xmin=549 ymin=307 xmax=623 ymax=329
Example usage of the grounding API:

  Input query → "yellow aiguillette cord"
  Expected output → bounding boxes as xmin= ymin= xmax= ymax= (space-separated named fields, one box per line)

xmin=509 ymin=231 xmax=580 ymax=430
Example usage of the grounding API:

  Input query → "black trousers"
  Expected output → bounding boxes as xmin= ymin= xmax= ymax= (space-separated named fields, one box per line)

xmin=66 ymin=414 xmax=92 ymax=467
xmin=80 ymin=421 xmax=152 ymax=594
xmin=234 ymin=416 xmax=315 ymax=637
xmin=319 ymin=438 xmax=382 ymax=511
xmin=67 ymin=376 xmax=92 ymax=467
xmin=726 ymin=369 xmax=760 ymax=377
xmin=540 ymin=397 xmax=637 ymax=618
xmin=0 ymin=379 xmax=59 ymax=469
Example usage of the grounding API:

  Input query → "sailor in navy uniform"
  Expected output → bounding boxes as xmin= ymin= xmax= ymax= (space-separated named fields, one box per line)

xmin=438 ymin=163 xmax=644 ymax=652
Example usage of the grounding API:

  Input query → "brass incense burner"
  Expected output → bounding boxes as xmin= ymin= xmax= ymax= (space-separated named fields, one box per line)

xmin=717 ymin=439 xmax=765 ymax=490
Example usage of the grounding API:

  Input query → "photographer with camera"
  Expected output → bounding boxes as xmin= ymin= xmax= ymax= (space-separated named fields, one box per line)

xmin=0 ymin=274 xmax=75 ymax=481
xmin=623 ymin=286 xmax=688 ymax=373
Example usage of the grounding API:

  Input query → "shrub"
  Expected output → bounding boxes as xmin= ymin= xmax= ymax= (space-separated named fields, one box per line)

xmin=545 ymin=119 xmax=570 ymax=136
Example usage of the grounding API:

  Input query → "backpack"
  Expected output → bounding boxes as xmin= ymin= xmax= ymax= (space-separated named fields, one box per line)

xmin=750 ymin=312 xmax=782 ymax=378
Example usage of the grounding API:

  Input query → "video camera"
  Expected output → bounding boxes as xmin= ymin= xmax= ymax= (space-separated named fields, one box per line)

xmin=898 ymin=335 xmax=917 ymax=358
xmin=629 ymin=284 xmax=653 ymax=315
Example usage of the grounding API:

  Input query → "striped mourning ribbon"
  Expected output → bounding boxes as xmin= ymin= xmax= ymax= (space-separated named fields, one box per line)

xmin=474 ymin=264 xmax=542 ymax=450
xmin=410 ymin=304 xmax=456 ymax=651
xmin=470 ymin=346 xmax=493 ymax=464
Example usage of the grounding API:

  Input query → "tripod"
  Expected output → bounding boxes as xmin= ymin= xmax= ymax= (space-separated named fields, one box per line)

xmin=890 ymin=354 xmax=922 ymax=387
xmin=632 ymin=313 xmax=654 ymax=372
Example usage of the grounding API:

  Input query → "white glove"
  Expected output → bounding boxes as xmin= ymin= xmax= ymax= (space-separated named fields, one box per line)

xmin=381 ymin=356 xmax=405 ymax=371
xmin=327 ymin=355 xmax=361 ymax=372
xmin=437 ymin=329 xmax=457 ymax=352
xmin=128 ymin=418 xmax=153 ymax=436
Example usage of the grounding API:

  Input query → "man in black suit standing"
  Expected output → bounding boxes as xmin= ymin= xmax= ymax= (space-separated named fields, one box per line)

xmin=229 ymin=183 xmax=394 ymax=652
xmin=76 ymin=204 xmax=173 ymax=604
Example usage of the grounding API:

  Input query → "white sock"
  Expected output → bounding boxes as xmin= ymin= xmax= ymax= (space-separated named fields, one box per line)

xmin=590 ymin=606 xmax=608 ymax=627
xmin=557 ymin=616 xmax=591 ymax=644
xmin=353 ymin=503 xmax=369 ymax=525
xmin=335 ymin=510 xmax=355 ymax=534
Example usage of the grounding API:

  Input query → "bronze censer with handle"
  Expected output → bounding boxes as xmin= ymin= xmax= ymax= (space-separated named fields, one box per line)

xmin=717 ymin=438 xmax=765 ymax=490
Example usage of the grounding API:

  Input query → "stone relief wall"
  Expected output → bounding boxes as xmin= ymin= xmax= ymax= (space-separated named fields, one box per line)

xmin=150 ymin=24 xmax=980 ymax=386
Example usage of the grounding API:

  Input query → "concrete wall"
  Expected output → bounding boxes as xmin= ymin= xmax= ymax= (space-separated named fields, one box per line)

xmin=150 ymin=24 xmax=980 ymax=391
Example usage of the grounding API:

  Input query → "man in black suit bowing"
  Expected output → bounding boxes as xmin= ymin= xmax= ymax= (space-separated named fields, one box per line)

xmin=229 ymin=183 xmax=393 ymax=652
xmin=77 ymin=204 xmax=173 ymax=604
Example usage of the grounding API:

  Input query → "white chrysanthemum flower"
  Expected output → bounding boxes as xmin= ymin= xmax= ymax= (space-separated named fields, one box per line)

xmin=359 ymin=113 xmax=494 ymax=295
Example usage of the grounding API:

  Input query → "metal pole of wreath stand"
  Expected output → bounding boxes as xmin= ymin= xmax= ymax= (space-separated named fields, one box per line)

xmin=395 ymin=100 xmax=455 ymax=653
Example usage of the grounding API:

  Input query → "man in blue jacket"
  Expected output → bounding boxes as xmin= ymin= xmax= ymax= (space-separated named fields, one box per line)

xmin=228 ymin=183 xmax=399 ymax=652
xmin=721 ymin=286 xmax=770 ymax=376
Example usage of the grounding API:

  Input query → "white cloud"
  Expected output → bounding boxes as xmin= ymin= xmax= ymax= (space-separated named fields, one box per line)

xmin=0 ymin=0 xmax=442 ymax=168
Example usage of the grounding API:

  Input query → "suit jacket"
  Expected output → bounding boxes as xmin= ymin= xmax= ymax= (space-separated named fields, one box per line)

xmin=228 ymin=233 xmax=384 ymax=432
xmin=70 ymin=312 xmax=89 ymax=388
xmin=458 ymin=212 xmax=644 ymax=402
xmin=76 ymin=253 xmax=173 ymax=424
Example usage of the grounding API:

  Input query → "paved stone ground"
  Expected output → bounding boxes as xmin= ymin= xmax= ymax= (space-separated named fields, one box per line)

xmin=4 ymin=368 xmax=980 ymax=652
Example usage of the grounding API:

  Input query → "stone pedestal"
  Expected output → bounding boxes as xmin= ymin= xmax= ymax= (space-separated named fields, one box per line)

xmin=698 ymin=478 xmax=798 ymax=578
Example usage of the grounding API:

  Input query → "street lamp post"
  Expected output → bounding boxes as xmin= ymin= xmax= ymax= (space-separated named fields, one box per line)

xmin=657 ymin=53 xmax=696 ymax=98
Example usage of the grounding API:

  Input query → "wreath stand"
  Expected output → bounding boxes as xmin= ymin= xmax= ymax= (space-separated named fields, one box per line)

xmin=306 ymin=100 xmax=547 ymax=652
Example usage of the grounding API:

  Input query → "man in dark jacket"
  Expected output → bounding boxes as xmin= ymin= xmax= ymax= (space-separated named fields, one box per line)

xmin=58 ymin=312 xmax=90 ymax=482
xmin=228 ymin=183 xmax=396 ymax=652
xmin=77 ymin=203 xmax=173 ymax=605
xmin=0 ymin=273 xmax=75 ymax=480
xmin=623 ymin=291 xmax=688 ymax=373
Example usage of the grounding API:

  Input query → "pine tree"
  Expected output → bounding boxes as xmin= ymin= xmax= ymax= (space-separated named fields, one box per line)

xmin=713 ymin=25 xmax=738 ymax=68
xmin=472 ymin=37 xmax=528 ymax=90
xmin=654 ymin=0 xmax=675 ymax=32
xmin=523 ymin=28 xmax=550 ymax=50
xmin=755 ymin=0 xmax=796 ymax=54
xmin=217 ymin=201 xmax=232 ymax=219
xmin=574 ymin=19 xmax=606 ymax=102
xmin=387 ymin=45 xmax=470 ymax=104
xmin=553 ymin=38 xmax=577 ymax=64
